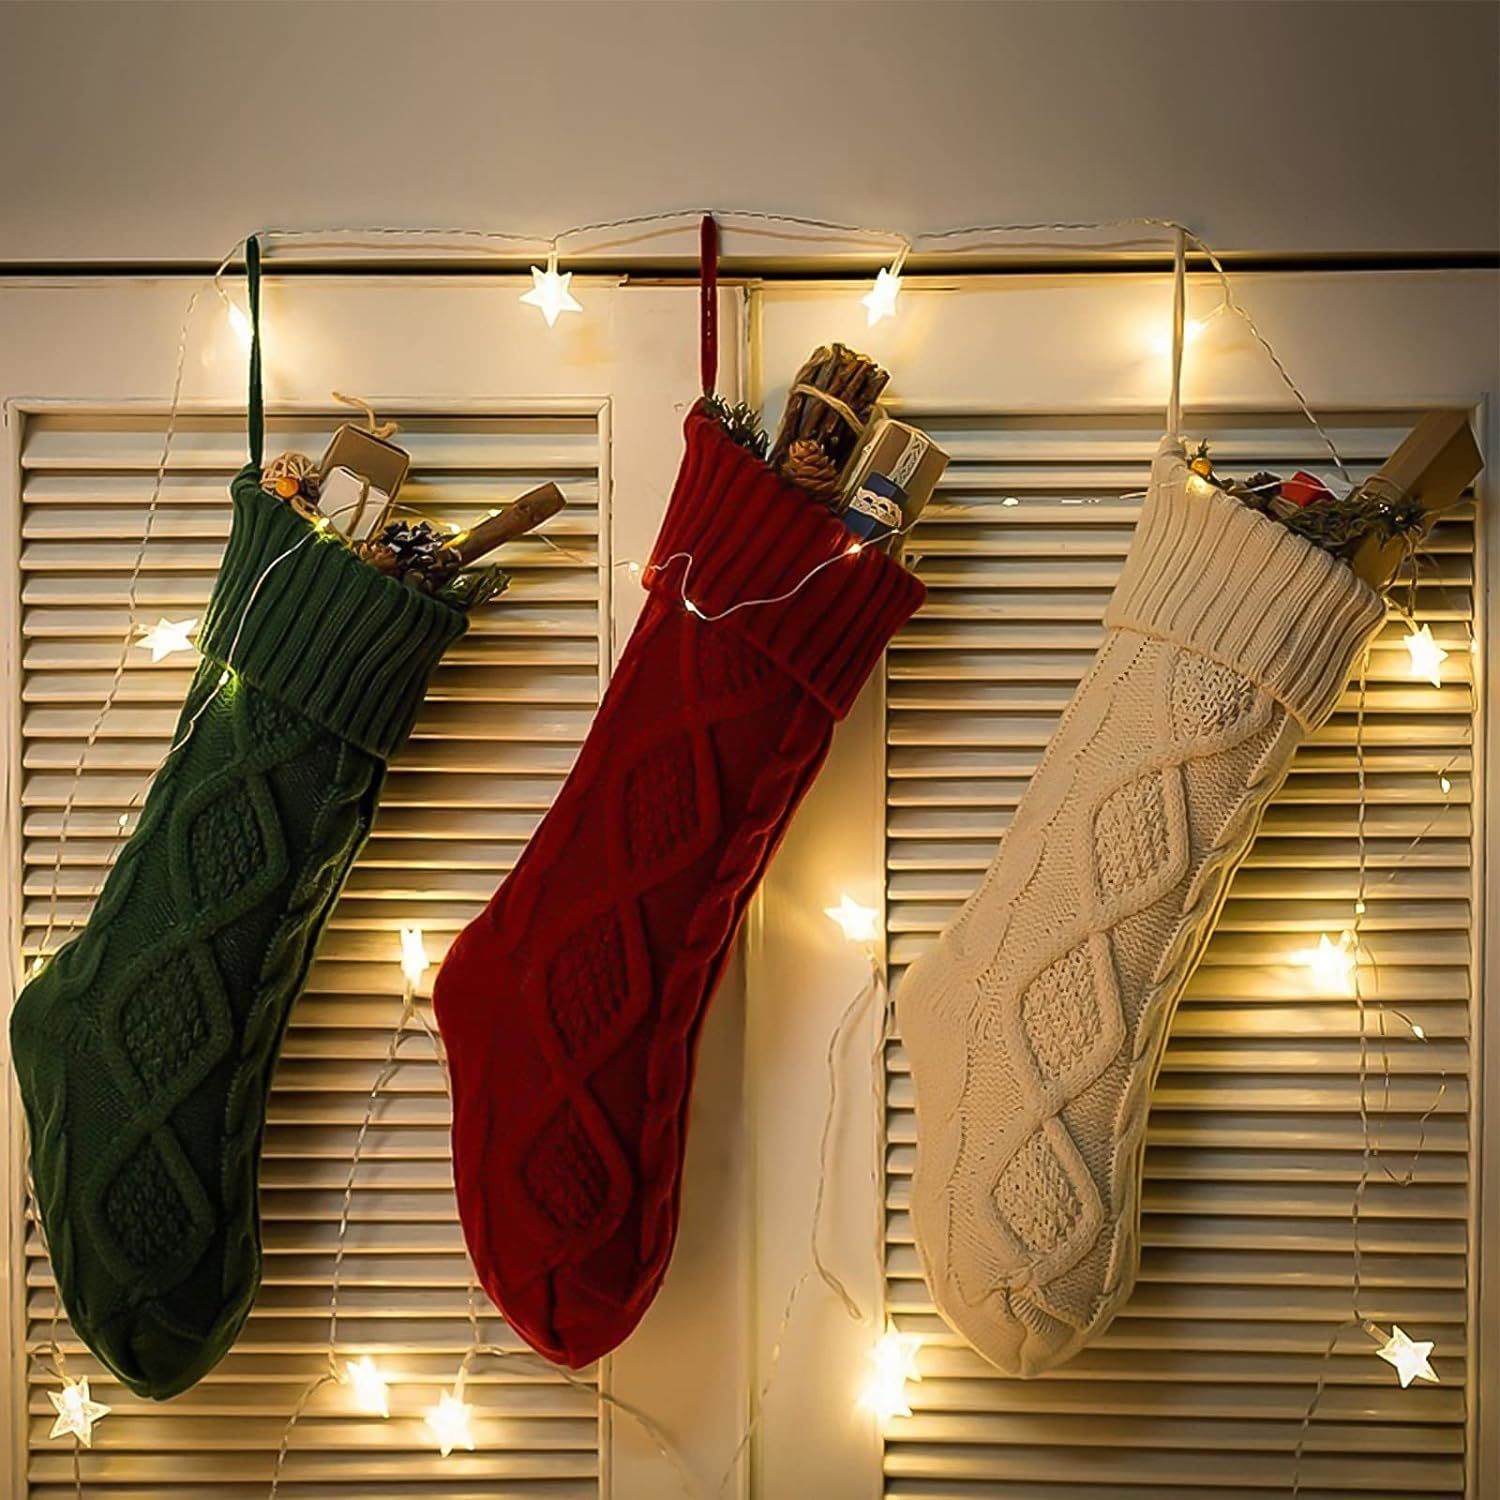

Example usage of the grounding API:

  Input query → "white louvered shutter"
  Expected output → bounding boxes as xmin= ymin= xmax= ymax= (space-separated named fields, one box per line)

xmin=16 ymin=408 xmax=605 ymax=1499
xmin=743 ymin=274 xmax=1493 ymax=1500
xmin=882 ymin=409 xmax=1476 ymax=1500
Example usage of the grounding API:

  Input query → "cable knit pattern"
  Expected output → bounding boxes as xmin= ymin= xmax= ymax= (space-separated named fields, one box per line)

xmin=10 ymin=481 xmax=466 ymax=1400
xmin=896 ymin=438 xmax=1384 ymax=1377
xmin=433 ymin=407 xmax=924 ymax=1368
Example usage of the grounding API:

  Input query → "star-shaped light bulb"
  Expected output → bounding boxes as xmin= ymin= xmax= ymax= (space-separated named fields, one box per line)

xmin=400 ymin=926 xmax=430 ymax=990
xmin=48 ymin=1375 xmax=111 ymax=1447
xmin=825 ymin=893 xmax=880 ymax=944
xmin=344 ymin=1356 xmax=390 ymax=1418
xmin=862 ymin=263 xmax=904 ymax=327
xmin=1371 ymin=1323 xmax=1438 ymax=1388
xmin=859 ymin=1321 xmax=922 ymax=1424
xmin=520 ymin=250 xmax=582 ymax=328
xmin=135 ymin=616 xmax=199 ymax=663
xmin=1301 ymin=931 xmax=1357 ymax=996
xmin=424 ymin=1387 xmax=476 ymax=1456
xmin=1403 ymin=624 xmax=1448 ymax=688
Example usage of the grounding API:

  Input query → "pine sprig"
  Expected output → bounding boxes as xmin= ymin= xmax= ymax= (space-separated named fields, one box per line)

xmin=439 ymin=566 xmax=510 ymax=610
xmin=703 ymin=395 xmax=769 ymax=459
xmin=1277 ymin=488 xmax=1427 ymax=559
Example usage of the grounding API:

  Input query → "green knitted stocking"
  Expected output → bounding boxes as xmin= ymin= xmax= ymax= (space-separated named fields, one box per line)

xmin=11 ymin=468 xmax=467 ymax=1399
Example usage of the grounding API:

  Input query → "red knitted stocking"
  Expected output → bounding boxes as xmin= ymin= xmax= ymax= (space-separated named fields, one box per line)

xmin=434 ymin=408 xmax=923 ymax=1366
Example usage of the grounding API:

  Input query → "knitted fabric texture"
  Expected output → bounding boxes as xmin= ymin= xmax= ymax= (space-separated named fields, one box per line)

xmin=10 ymin=471 xmax=467 ymax=1399
xmin=896 ymin=438 xmax=1385 ymax=1377
xmin=433 ymin=407 xmax=924 ymax=1368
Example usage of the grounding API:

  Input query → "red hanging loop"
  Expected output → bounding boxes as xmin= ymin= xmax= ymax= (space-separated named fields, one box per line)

xmin=699 ymin=214 xmax=719 ymax=397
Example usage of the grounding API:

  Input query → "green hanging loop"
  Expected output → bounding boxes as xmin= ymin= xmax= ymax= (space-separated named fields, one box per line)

xmin=246 ymin=234 xmax=264 ymax=467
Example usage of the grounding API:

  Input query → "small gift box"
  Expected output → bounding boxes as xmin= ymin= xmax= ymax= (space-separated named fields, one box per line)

xmin=838 ymin=417 xmax=949 ymax=551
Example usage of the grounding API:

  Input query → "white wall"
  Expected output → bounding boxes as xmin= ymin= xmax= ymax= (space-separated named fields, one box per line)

xmin=0 ymin=0 xmax=1495 ymax=265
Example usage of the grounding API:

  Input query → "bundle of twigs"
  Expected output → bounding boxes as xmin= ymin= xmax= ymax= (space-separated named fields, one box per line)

xmin=768 ymin=343 xmax=889 ymax=501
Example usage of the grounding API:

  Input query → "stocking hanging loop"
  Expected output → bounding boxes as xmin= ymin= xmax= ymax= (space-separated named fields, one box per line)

xmin=699 ymin=213 xmax=718 ymax=397
xmin=246 ymin=234 xmax=264 ymax=467
xmin=1167 ymin=226 xmax=1186 ymax=441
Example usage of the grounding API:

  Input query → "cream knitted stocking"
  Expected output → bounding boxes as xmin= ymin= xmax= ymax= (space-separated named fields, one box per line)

xmin=897 ymin=438 xmax=1385 ymax=1377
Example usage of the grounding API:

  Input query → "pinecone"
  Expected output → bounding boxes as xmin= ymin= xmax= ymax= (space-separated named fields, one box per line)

xmin=374 ymin=520 xmax=443 ymax=569
xmin=779 ymin=438 xmax=842 ymax=506
xmin=401 ymin=547 xmax=461 ymax=594
xmin=354 ymin=539 xmax=400 ymax=575
xmin=356 ymin=521 xmax=462 ymax=591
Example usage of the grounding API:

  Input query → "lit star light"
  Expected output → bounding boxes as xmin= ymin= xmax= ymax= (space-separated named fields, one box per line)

xmin=859 ymin=1321 xmax=922 ymax=1423
xmin=135 ymin=616 xmax=199 ymax=663
xmin=1372 ymin=1324 xmax=1439 ymax=1388
xmin=862 ymin=263 xmax=904 ymax=326
xmin=344 ymin=1356 xmax=390 ymax=1418
xmin=1300 ymin=931 xmax=1357 ymax=996
xmin=48 ymin=1376 xmax=111 ymax=1447
xmin=1403 ymin=624 xmax=1448 ymax=688
xmin=424 ymin=1386 xmax=476 ymax=1456
xmin=400 ymin=926 xmax=430 ymax=990
xmin=824 ymin=893 xmax=880 ymax=944
xmin=520 ymin=250 xmax=582 ymax=328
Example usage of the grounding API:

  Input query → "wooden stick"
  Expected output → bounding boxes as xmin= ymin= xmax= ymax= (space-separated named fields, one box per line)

xmin=449 ymin=482 xmax=565 ymax=565
xmin=1350 ymin=410 xmax=1482 ymax=587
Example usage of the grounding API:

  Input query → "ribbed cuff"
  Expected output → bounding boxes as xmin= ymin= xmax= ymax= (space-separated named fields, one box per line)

xmin=1104 ymin=438 xmax=1385 ymax=730
xmin=645 ymin=407 xmax=926 ymax=719
xmin=199 ymin=469 xmax=468 ymax=760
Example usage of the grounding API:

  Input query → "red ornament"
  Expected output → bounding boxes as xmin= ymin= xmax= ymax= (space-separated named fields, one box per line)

xmin=1281 ymin=470 xmax=1334 ymax=507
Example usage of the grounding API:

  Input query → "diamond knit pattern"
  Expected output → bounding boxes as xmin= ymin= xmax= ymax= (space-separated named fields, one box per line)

xmin=896 ymin=440 xmax=1386 ymax=1378
xmin=10 ymin=474 xmax=467 ymax=1400
xmin=434 ymin=409 xmax=925 ymax=1368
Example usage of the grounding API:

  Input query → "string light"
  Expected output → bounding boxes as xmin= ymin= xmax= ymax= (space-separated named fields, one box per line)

xmin=1439 ymin=774 xmax=1452 ymax=795
xmin=343 ymin=1356 xmax=390 ymax=1418
xmin=134 ymin=616 xmax=198 ymax=662
xmin=37 ymin=211 xmax=1466 ymax=1488
xmin=859 ymin=1321 xmax=922 ymax=1423
xmin=1151 ymin=315 xmax=1206 ymax=357
xmin=1298 ymin=931 xmax=1357 ymax=996
xmin=424 ymin=1386 xmax=476 ymax=1456
xmin=1402 ymin=624 xmax=1447 ymax=687
xmin=1369 ymin=1323 xmax=1439 ymax=1388
xmin=224 ymin=298 xmax=253 ymax=352
xmin=48 ymin=1375 xmax=110 ymax=1446
xmin=861 ymin=246 xmax=908 ymax=326
xmin=825 ymin=893 xmax=880 ymax=944
xmin=520 ymin=247 xmax=582 ymax=327
xmin=400 ymin=926 xmax=430 ymax=990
